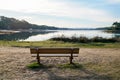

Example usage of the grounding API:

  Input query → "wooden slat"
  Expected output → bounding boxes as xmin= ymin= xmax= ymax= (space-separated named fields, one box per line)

xmin=38 ymin=49 xmax=71 ymax=53
xmin=30 ymin=48 xmax=79 ymax=54
xmin=38 ymin=48 xmax=79 ymax=54
xmin=31 ymin=54 xmax=78 ymax=57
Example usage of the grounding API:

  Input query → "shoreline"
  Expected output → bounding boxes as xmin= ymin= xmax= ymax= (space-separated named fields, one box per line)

xmin=0 ymin=30 xmax=20 ymax=34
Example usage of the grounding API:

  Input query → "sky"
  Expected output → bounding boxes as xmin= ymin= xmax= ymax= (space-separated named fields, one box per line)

xmin=0 ymin=0 xmax=120 ymax=28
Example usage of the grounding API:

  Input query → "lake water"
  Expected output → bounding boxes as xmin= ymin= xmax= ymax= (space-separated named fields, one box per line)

xmin=0 ymin=30 xmax=120 ymax=41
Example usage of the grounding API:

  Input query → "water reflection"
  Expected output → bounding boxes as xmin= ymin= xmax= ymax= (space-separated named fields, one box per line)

xmin=0 ymin=30 xmax=120 ymax=41
xmin=0 ymin=31 xmax=56 ymax=41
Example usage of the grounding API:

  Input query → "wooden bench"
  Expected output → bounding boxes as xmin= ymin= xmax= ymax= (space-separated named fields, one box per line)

xmin=30 ymin=47 xmax=79 ymax=64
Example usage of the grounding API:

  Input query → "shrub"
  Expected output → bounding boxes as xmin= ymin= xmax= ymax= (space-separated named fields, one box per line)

xmin=51 ymin=35 xmax=120 ymax=43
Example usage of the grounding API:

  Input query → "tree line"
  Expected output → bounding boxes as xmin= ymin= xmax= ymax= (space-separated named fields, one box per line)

xmin=0 ymin=16 xmax=58 ymax=30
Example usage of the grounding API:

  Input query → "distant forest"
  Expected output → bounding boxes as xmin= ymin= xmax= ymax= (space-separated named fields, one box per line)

xmin=0 ymin=16 xmax=59 ymax=30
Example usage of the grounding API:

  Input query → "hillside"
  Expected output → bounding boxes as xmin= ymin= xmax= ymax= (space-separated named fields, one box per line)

xmin=0 ymin=16 xmax=59 ymax=30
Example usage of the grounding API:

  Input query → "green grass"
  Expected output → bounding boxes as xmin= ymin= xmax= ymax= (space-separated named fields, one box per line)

xmin=0 ymin=40 xmax=120 ymax=48
xmin=27 ymin=62 xmax=45 ymax=69
xmin=57 ymin=63 xmax=83 ymax=69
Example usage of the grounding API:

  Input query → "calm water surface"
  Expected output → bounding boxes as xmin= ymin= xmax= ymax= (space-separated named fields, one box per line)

xmin=0 ymin=30 xmax=120 ymax=41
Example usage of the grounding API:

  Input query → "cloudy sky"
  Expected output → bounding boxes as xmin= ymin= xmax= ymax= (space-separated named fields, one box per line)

xmin=0 ymin=0 xmax=120 ymax=28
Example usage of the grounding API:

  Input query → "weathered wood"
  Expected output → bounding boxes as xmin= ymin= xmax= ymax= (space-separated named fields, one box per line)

xmin=30 ymin=48 xmax=79 ymax=54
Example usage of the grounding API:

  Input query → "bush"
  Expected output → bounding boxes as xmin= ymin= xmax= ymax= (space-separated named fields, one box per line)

xmin=51 ymin=35 xmax=120 ymax=43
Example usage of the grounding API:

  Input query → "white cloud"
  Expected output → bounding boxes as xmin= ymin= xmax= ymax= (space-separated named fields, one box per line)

xmin=0 ymin=0 xmax=119 ymax=28
xmin=0 ymin=0 xmax=64 ymax=13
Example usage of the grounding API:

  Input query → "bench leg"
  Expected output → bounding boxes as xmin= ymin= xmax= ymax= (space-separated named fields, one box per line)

xmin=37 ymin=54 xmax=40 ymax=64
xmin=69 ymin=56 xmax=73 ymax=64
xmin=37 ymin=57 xmax=40 ymax=64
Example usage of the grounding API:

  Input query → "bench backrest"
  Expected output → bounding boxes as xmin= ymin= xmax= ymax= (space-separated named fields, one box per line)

xmin=30 ymin=48 xmax=79 ymax=54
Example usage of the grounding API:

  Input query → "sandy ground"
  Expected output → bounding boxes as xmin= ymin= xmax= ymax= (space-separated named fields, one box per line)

xmin=0 ymin=47 xmax=120 ymax=80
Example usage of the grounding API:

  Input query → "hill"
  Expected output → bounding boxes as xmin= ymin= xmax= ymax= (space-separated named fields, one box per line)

xmin=0 ymin=16 xmax=59 ymax=30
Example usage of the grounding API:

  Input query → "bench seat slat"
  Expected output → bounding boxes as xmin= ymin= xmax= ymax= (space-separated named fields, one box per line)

xmin=30 ymin=48 xmax=79 ymax=54
xmin=31 ymin=52 xmax=79 ymax=54
xmin=32 ymin=54 xmax=78 ymax=57
xmin=38 ymin=49 xmax=71 ymax=53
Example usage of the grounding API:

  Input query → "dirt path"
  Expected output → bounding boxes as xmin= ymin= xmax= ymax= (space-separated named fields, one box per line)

xmin=0 ymin=47 xmax=120 ymax=80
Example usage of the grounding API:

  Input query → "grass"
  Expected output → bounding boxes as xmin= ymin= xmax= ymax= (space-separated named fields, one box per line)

xmin=0 ymin=40 xmax=120 ymax=48
xmin=27 ymin=62 xmax=83 ymax=70
xmin=27 ymin=62 xmax=120 ymax=79
xmin=83 ymin=58 xmax=120 ymax=80
xmin=0 ymin=42 xmax=119 ymax=79
xmin=57 ymin=63 xmax=83 ymax=69
xmin=27 ymin=62 xmax=46 ymax=69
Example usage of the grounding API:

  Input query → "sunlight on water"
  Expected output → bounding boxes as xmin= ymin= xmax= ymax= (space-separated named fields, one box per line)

xmin=20 ymin=30 xmax=118 ymax=41
xmin=0 ymin=30 xmax=119 ymax=41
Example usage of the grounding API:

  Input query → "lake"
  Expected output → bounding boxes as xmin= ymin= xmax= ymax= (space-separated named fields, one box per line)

xmin=0 ymin=30 xmax=120 ymax=41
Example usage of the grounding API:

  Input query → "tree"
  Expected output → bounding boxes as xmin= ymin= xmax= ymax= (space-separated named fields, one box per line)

xmin=112 ymin=22 xmax=120 ymax=30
